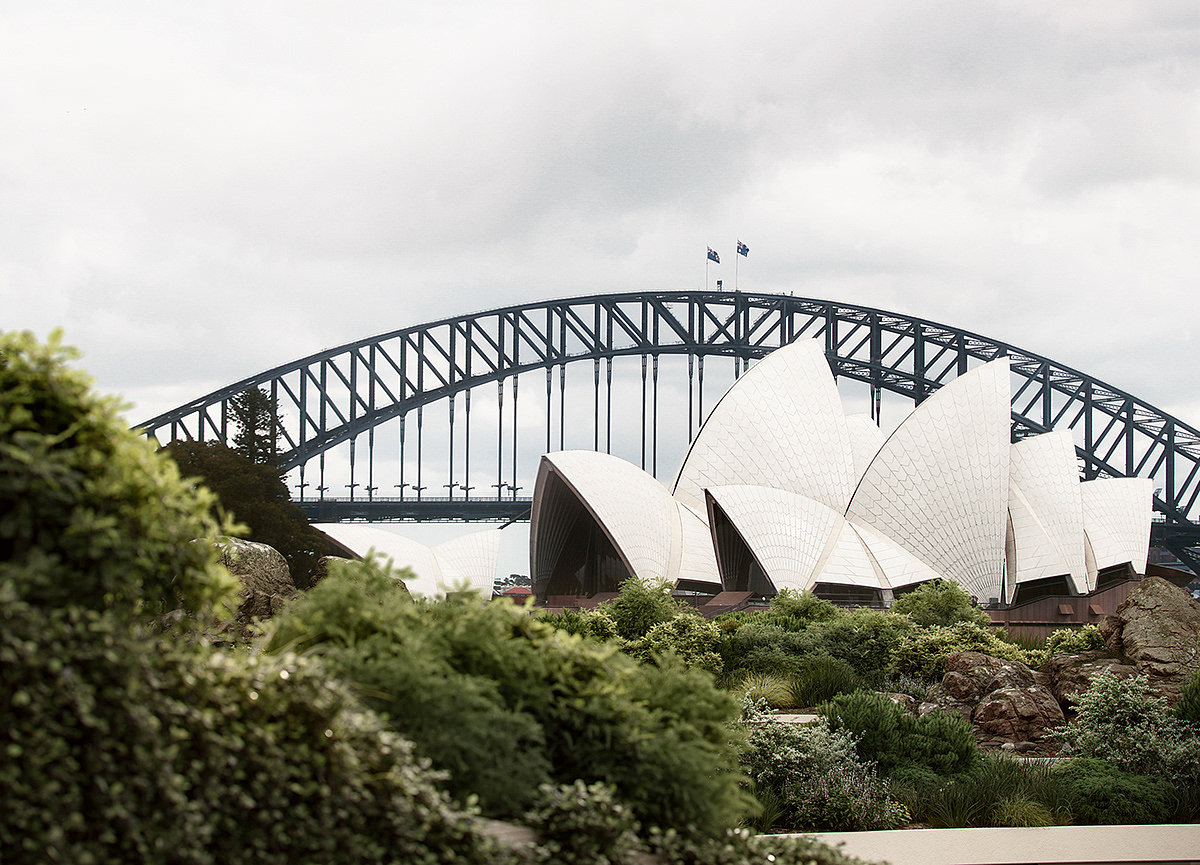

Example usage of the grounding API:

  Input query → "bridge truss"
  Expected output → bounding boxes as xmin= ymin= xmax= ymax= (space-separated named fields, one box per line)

xmin=139 ymin=291 xmax=1200 ymax=570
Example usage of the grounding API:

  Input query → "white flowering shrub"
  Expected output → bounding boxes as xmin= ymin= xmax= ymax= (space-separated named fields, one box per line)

xmin=741 ymin=720 xmax=908 ymax=832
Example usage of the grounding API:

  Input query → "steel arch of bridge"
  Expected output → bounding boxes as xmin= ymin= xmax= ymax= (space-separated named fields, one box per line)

xmin=140 ymin=290 xmax=1200 ymax=561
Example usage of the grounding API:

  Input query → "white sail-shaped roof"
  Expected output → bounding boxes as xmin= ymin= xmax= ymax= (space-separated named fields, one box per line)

xmin=846 ymin=358 xmax=1012 ymax=602
xmin=1007 ymin=431 xmax=1088 ymax=593
xmin=672 ymin=338 xmax=856 ymax=514
xmin=705 ymin=485 xmax=943 ymax=594
xmin=434 ymin=530 xmax=502 ymax=596
xmin=675 ymin=502 xmax=722 ymax=588
xmin=1081 ymin=477 xmax=1154 ymax=574
xmin=532 ymin=451 xmax=683 ymax=587
xmin=706 ymin=485 xmax=843 ymax=590
xmin=848 ymin=520 xmax=945 ymax=590
xmin=845 ymin=414 xmax=887 ymax=480
xmin=313 ymin=523 xmax=444 ymax=599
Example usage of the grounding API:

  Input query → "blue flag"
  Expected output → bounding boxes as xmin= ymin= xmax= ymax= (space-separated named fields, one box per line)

xmin=707 ymin=247 xmax=720 ymax=264
xmin=737 ymin=240 xmax=749 ymax=257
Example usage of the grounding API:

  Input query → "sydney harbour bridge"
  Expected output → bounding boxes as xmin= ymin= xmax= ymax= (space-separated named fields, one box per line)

xmin=139 ymin=290 xmax=1200 ymax=571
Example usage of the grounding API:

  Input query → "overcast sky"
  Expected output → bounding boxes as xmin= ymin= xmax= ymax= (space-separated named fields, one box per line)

xmin=3 ymin=1 xmax=1199 ymax=431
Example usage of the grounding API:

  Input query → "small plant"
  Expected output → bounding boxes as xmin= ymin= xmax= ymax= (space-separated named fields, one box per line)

xmin=790 ymin=655 xmax=862 ymax=706
xmin=527 ymin=781 xmax=641 ymax=865
xmin=1044 ymin=624 xmax=1107 ymax=657
xmin=1053 ymin=758 xmax=1173 ymax=825
xmin=891 ymin=579 xmax=992 ymax=628
xmin=879 ymin=673 xmax=934 ymax=702
xmin=735 ymin=671 xmax=796 ymax=710
xmin=1177 ymin=668 xmax=1200 ymax=725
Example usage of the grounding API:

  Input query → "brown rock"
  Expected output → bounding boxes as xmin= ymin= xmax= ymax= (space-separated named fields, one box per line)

xmin=1099 ymin=576 xmax=1200 ymax=697
xmin=973 ymin=685 xmax=1065 ymax=742
xmin=884 ymin=692 xmax=919 ymax=715
xmin=217 ymin=537 xmax=296 ymax=622
xmin=1040 ymin=651 xmax=1138 ymax=710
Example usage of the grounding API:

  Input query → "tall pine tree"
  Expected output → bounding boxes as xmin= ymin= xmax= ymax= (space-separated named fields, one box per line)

xmin=229 ymin=387 xmax=283 ymax=466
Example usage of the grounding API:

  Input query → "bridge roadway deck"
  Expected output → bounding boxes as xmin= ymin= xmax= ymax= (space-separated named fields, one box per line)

xmin=298 ymin=496 xmax=533 ymax=522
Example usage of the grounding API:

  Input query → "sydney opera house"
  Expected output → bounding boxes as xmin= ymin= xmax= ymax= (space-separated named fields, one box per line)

xmin=528 ymin=339 xmax=1154 ymax=612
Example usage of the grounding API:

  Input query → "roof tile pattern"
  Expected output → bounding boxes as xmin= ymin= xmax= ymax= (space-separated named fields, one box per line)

xmin=539 ymin=450 xmax=682 ymax=583
xmin=672 ymin=338 xmax=856 ymax=514
xmin=1008 ymin=431 xmax=1088 ymax=593
xmin=847 ymin=359 xmax=1011 ymax=601
xmin=1081 ymin=477 xmax=1154 ymax=574
xmin=845 ymin=414 xmax=887 ymax=479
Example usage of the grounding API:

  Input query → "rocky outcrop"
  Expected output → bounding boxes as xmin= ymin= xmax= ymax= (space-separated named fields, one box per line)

xmin=1099 ymin=576 xmax=1200 ymax=699
xmin=918 ymin=651 xmax=1065 ymax=751
xmin=217 ymin=537 xmax=296 ymax=622
xmin=1040 ymin=650 xmax=1138 ymax=711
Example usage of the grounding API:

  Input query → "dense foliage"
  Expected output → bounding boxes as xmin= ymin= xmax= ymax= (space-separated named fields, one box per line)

xmin=0 ymin=330 xmax=236 ymax=617
xmin=265 ymin=561 xmax=754 ymax=832
xmin=819 ymin=690 xmax=978 ymax=778
xmin=0 ymin=330 xmax=499 ymax=864
xmin=742 ymin=719 xmax=908 ymax=832
xmin=1052 ymin=759 xmax=1173 ymax=825
xmin=890 ymin=579 xmax=992 ymax=628
xmin=1043 ymin=623 xmax=1107 ymax=656
xmin=163 ymin=440 xmax=337 ymax=588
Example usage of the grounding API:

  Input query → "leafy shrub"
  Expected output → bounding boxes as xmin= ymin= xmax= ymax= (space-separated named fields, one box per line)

xmin=891 ymin=579 xmax=991 ymax=628
xmin=819 ymin=690 xmax=977 ymax=777
xmin=602 ymin=577 xmax=686 ymax=640
xmin=1053 ymin=759 xmax=1173 ymax=825
xmin=790 ymin=654 xmax=862 ymax=706
xmin=646 ymin=827 xmax=878 ymax=865
xmin=1044 ymin=623 xmax=1106 ymax=657
xmin=890 ymin=621 xmax=1036 ymax=680
xmin=526 ymin=781 xmax=640 ymax=865
xmin=792 ymin=609 xmax=914 ymax=685
xmin=267 ymin=562 xmax=755 ymax=832
xmin=0 ymin=600 xmax=495 ymax=865
xmin=741 ymin=719 xmax=908 ymax=832
xmin=626 ymin=612 xmax=723 ymax=673
xmin=0 ymin=329 xmax=236 ymax=619
xmin=1052 ymin=672 xmax=1200 ymax=785
xmin=1177 ymin=668 xmax=1200 ymax=724
xmin=761 ymin=588 xmax=841 ymax=630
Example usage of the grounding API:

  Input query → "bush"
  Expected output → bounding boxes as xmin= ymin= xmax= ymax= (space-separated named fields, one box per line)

xmin=890 ymin=621 xmax=1036 ymax=681
xmin=1052 ymin=672 xmax=1200 ymax=785
xmin=0 ymin=600 xmax=496 ymax=865
xmin=526 ymin=781 xmax=641 ymax=865
xmin=790 ymin=655 xmax=862 ymax=706
xmin=1177 ymin=668 xmax=1200 ymax=725
xmin=761 ymin=588 xmax=841 ymax=630
xmin=1053 ymin=759 xmax=1173 ymax=825
xmin=0 ymin=329 xmax=236 ymax=619
xmin=266 ymin=561 xmax=755 ymax=832
xmin=741 ymin=719 xmax=908 ymax=832
xmin=819 ymin=690 xmax=977 ymax=778
xmin=891 ymin=580 xmax=991 ymax=628
xmin=1044 ymin=623 xmax=1107 ymax=657
xmin=626 ymin=612 xmax=723 ymax=673
xmin=794 ymin=609 xmax=915 ymax=685
xmin=602 ymin=577 xmax=687 ymax=640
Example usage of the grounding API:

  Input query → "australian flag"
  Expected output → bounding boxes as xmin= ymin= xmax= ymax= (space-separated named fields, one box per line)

xmin=707 ymin=247 xmax=720 ymax=264
xmin=737 ymin=240 xmax=750 ymax=257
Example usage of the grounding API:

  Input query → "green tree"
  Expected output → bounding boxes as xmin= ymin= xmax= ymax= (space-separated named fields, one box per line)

xmin=163 ymin=440 xmax=336 ymax=588
xmin=891 ymin=579 xmax=992 ymax=628
xmin=229 ymin=385 xmax=284 ymax=465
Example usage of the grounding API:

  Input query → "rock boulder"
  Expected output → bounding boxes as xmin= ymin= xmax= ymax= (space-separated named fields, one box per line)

xmin=217 ymin=537 xmax=296 ymax=622
xmin=1099 ymin=576 xmax=1200 ymax=698
xmin=1040 ymin=650 xmax=1138 ymax=711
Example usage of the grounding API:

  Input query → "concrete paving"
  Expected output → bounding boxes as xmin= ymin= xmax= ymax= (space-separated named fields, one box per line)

xmin=793 ymin=824 xmax=1200 ymax=865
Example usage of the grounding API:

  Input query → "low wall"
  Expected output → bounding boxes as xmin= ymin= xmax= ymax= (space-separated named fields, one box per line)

xmin=795 ymin=824 xmax=1200 ymax=865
